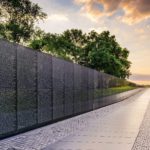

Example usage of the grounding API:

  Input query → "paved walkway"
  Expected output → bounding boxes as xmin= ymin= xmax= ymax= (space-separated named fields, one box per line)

xmin=132 ymin=89 xmax=150 ymax=150
xmin=44 ymin=89 xmax=150 ymax=150
xmin=0 ymin=89 xmax=150 ymax=150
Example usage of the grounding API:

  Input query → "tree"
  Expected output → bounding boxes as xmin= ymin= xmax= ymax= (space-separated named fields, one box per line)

xmin=29 ymin=29 xmax=87 ymax=62
xmin=29 ymin=30 xmax=72 ymax=60
xmin=0 ymin=0 xmax=46 ymax=43
xmin=61 ymin=29 xmax=87 ymax=63
xmin=29 ymin=29 xmax=131 ymax=79
xmin=87 ymin=31 xmax=131 ymax=78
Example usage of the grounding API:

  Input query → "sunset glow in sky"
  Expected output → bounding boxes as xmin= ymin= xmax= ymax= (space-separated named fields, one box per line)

xmin=31 ymin=0 xmax=150 ymax=85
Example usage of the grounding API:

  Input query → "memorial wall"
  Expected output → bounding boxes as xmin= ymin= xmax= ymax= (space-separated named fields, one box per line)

xmin=0 ymin=39 xmax=140 ymax=139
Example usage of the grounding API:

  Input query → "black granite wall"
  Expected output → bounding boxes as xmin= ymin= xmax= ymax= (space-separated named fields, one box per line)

xmin=0 ymin=39 xmax=140 ymax=139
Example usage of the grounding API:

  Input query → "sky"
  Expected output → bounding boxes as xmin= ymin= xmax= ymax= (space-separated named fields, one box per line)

xmin=31 ymin=0 xmax=150 ymax=85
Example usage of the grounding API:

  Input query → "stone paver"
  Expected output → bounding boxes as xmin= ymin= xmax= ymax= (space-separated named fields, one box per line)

xmin=0 ymin=89 xmax=149 ymax=150
xmin=132 ymin=89 xmax=150 ymax=150
xmin=44 ymin=89 xmax=150 ymax=150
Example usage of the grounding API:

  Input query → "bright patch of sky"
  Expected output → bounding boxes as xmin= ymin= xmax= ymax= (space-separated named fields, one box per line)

xmin=31 ymin=0 xmax=150 ymax=85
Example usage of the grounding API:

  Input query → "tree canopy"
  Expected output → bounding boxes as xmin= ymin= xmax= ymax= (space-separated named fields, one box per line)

xmin=0 ymin=0 xmax=131 ymax=79
xmin=0 ymin=0 xmax=46 ymax=43
xmin=29 ymin=29 xmax=131 ymax=78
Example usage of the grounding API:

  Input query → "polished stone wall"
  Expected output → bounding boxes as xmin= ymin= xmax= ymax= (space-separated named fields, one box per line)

xmin=0 ymin=39 xmax=140 ymax=139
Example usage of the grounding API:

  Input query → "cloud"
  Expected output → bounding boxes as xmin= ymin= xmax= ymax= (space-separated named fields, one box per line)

xmin=130 ymin=74 xmax=150 ymax=81
xmin=121 ymin=0 xmax=150 ymax=24
xmin=129 ymin=73 xmax=150 ymax=85
xmin=46 ymin=14 xmax=69 ymax=22
xmin=75 ymin=0 xmax=103 ymax=18
xmin=75 ymin=0 xmax=150 ymax=24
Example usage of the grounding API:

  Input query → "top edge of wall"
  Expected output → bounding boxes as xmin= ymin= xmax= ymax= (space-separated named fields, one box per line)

xmin=0 ymin=38 xmax=126 ymax=80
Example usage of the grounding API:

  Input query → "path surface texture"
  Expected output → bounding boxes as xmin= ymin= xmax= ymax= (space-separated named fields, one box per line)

xmin=0 ymin=88 xmax=150 ymax=150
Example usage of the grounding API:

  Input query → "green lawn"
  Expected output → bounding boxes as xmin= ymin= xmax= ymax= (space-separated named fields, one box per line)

xmin=95 ymin=86 xmax=137 ymax=97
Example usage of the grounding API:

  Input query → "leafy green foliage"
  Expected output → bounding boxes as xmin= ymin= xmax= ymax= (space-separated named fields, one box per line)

xmin=0 ymin=0 xmax=46 ymax=43
xmin=95 ymin=86 xmax=136 ymax=97
xmin=87 ymin=31 xmax=131 ymax=78
xmin=0 ymin=0 xmax=131 ymax=78
xmin=29 ymin=29 xmax=131 ymax=78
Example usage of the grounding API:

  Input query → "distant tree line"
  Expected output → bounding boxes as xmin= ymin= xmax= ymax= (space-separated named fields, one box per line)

xmin=0 ymin=0 xmax=131 ymax=79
